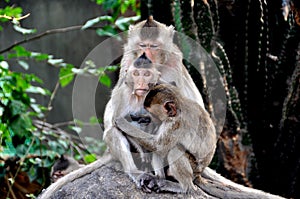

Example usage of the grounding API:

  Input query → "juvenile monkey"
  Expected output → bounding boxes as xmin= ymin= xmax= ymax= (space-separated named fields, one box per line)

xmin=115 ymin=84 xmax=217 ymax=193
xmin=103 ymin=16 xmax=206 ymax=191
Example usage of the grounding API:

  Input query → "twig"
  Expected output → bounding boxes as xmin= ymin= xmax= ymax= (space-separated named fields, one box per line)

xmin=0 ymin=13 xmax=31 ymax=21
xmin=0 ymin=25 xmax=99 ymax=54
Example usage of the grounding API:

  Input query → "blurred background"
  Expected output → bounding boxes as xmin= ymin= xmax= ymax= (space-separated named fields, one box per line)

xmin=0 ymin=0 xmax=299 ymax=198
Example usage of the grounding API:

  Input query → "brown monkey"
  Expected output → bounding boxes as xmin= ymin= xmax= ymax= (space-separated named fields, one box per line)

xmin=50 ymin=155 xmax=84 ymax=183
xmin=103 ymin=16 xmax=205 ymax=191
xmin=115 ymin=84 xmax=217 ymax=193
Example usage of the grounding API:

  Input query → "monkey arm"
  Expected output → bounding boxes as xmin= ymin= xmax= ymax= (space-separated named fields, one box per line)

xmin=115 ymin=117 xmax=158 ymax=151
xmin=115 ymin=117 xmax=179 ymax=154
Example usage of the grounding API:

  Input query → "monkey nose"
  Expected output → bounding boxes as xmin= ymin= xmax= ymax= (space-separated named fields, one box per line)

xmin=134 ymin=53 xmax=152 ymax=68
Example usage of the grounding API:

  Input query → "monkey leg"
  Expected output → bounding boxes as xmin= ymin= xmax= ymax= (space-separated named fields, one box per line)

xmin=103 ymin=127 xmax=145 ymax=181
xmin=152 ymin=153 xmax=165 ymax=179
xmin=167 ymin=147 xmax=197 ymax=193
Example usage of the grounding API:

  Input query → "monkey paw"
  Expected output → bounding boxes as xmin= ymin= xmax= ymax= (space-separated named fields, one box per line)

xmin=137 ymin=173 xmax=164 ymax=193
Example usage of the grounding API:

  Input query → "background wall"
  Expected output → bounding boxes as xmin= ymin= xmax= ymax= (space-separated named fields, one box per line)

xmin=0 ymin=0 xmax=114 ymax=126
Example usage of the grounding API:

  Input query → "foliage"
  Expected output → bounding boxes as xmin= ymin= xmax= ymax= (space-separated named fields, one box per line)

xmin=0 ymin=0 xmax=140 ymax=197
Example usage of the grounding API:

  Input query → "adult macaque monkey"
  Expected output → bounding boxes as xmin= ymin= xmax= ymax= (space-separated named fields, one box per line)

xmin=115 ymin=84 xmax=217 ymax=193
xmin=103 ymin=16 xmax=205 ymax=191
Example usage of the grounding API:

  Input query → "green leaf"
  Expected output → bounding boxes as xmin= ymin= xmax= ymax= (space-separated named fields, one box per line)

xmin=13 ymin=25 xmax=36 ymax=35
xmin=96 ymin=26 xmax=117 ymax=37
xmin=82 ymin=17 xmax=101 ymax=30
xmin=3 ymin=140 xmax=16 ymax=156
xmin=17 ymin=60 xmax=29 ymax=70
xmin=59 ymin=64 xmax=74 ymax=87
xmin=32 ymin=53 xmax=49 ymax=61
xmin=10 ymin=114 xmax=32 ymax=136
xmin=84 ymin=154 xmax=97 ymax=163
xmin=0 ymin=6 xmax=22 ymax=22
xmin=99 ymin=74 xmax=111 ymax=87
xmin=89 ymin=116 xmax=99 ymax=124
xmin=105 ymin=65 xmax=119 ymax=71
xmin=13 ymin=46 xmax=31 ymax=57
xmin=9 ymin=100 xmax=26 ymax=116
xmin=115 ymin=16 xmax=140 ymax=31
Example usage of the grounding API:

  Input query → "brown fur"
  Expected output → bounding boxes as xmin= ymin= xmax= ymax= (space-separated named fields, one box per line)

xmin=115 ymin=84 xmax=217 ymax=193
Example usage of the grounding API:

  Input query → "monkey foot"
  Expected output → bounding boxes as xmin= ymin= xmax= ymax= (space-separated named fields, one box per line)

xmin=137 ymin=173 xmax=165 ymax=193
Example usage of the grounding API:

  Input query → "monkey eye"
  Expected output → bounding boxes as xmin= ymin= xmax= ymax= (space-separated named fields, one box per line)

xmin=139 ymin=43 xmax=147 ymax=48
xmin=144 ymin=71 xmax=151 ymax=76
xmin=133 ymin=70 xmax=139 ymax=76
xmin=150 ymin=44 xmax=159 ymax=49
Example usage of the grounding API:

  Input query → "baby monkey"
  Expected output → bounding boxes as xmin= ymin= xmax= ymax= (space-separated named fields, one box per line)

xmin=115 ymin=84 xmax=217 ymax=193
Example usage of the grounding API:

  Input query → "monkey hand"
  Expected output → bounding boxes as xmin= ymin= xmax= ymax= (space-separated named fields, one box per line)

xmin=130 ymin=113 xmax=151 ymax=124
xmin=137 ymin=173 xmax=165 ymax=193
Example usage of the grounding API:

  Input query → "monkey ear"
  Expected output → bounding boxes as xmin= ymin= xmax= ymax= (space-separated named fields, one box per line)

xmin=129 ymin=25 xmax=134 ymax=31
xmin=167 ymin=25 xmax=175 ymax=38
xmin=164 ymin=101 xmax=177 ymax=117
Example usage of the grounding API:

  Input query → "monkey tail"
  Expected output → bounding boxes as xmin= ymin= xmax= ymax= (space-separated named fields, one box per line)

xmin=194 ymin=168 xmax=284 ymax=199
xmin=37 ymin=154 xmax=112 ymax=199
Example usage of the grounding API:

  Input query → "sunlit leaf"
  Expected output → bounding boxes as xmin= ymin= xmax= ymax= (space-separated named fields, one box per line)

xmin=18 ymin=60 xmax=29 ymax=70
xmin=82 ymin=17 xmax=100 ymax=30
xmin=105 ymin=65 xmax=119 ymax=71
xmin=48 ymin=58 xmax=64 ymax=66
xmin=0 ymin=61 xmax=9 ymax=69
xmin=69 ymin=126 xmax=82 ymax=134
xmin=26 ymin=86 xmax=50 ymax=95
xmin=13 ymin=25 xmax=36 ymax=34
xmin=82 ymin=15 xmax=113 ymax=30
xmin=115 ymin=16 xmax=140 ymax=31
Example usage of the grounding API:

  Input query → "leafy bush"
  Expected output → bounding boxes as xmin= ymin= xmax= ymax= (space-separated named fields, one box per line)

xmin=0 ymin=0 xmax=140 ymax=197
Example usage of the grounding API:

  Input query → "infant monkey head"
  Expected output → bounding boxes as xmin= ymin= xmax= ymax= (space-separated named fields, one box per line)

xmin=144 ymin=84 xmax=180 ymax=120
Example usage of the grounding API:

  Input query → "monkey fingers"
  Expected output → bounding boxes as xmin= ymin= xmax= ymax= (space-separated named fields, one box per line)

xmin=115 ymin=117 xmax=153 ymax=139
xmin=137 ymin=173 xmax=160 ymax=193
xmin=129 ymin=113 xmax=151 ymax=124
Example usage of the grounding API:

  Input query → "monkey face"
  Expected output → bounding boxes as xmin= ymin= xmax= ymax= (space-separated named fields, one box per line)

xmin=127 ymin=68 xmax=159 ymax=97
xmin=146 ymin=103 xmax=169 ymax=121
xmin=136 ymin=40 xmax=161 ymax=62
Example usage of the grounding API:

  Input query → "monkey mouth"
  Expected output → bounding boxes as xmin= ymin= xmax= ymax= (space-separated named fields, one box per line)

xmin=135 ymin=89 xmax=149 ymax=96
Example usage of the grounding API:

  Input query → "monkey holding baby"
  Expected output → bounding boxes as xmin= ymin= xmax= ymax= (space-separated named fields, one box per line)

xmin=115 ymin=83 xmax=217 ymax=193
xmin=38 ymin=16 xmax=217 ymax=198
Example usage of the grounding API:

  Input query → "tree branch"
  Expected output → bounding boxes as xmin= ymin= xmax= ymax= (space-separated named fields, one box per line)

xmin=0 ymin=25 xmax=99 ymax=54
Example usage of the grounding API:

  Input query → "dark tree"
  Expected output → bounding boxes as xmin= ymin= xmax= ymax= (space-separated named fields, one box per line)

xmin=140 ymin=0 xmax=300 ymax=198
